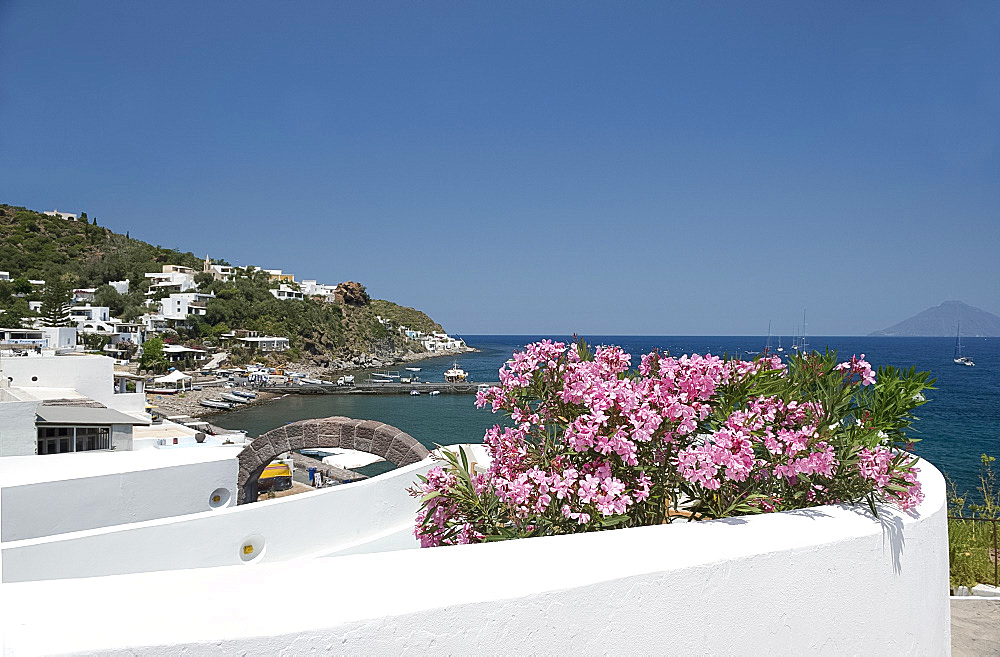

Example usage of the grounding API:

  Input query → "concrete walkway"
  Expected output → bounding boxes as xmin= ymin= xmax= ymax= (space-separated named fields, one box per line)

xmin=952 ymin=599 xmax=1000 ymax=656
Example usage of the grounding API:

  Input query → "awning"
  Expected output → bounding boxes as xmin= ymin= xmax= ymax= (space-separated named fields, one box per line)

xmin=153 ymin=370 xmax=193 ymax=384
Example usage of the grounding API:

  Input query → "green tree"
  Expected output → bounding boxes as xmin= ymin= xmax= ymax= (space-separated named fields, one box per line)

xmin=12 ymin=278 xmax=33 ymax=296
xmin=39 ymin=279 xmax=72 ymax=326
xmin=94 ymin=284 xmax=126 ymax=316
xmin=0 ymin=298 xmax=34 ymax=328
xmin=139 ymin=336 xmax=168 ymax=373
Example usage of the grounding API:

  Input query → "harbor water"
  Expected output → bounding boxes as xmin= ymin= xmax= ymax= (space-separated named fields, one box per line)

xmin=216 ymin=335 xmax=1000 ymax=496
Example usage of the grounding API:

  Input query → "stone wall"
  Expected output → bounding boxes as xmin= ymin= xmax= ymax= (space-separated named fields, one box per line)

xmin=237 ymin=417 xmax=429 ymax=503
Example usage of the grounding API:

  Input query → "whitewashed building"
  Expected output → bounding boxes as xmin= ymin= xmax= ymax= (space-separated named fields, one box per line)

xmin=162 ymin=344 xmax=208 ymax=364
xmin=270 ymin=284 xmax=304 ymax=301
xmin=42 ymin=209 xmax=77 ymax=221
xmin=144 ymin=265 xmax=196 ymax=300
xmin=159 ymin=292 xmax=213 ymax=321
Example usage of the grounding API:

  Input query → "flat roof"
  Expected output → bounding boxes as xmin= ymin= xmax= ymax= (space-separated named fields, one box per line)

xmin=35 ymin=406 xmax=151 ymax=426
xmin=9 ymin=387 xmax=87 ymax=402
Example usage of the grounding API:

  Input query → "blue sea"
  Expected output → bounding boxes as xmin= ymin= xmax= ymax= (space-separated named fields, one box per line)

xmin=216 ymin=335 xmax=999 ymax=497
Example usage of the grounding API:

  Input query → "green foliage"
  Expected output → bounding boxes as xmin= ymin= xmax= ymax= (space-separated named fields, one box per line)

xmin=0 ymin=204 xmax=201 ymax=288
xmin=139 ymin=336 xmax=168 ymax=373
xmin=369 ymin=299 xmax=444 ymax=334
xmin=0 ymin=203 xmax=446 ymax=364
xmin=39 ymin=278 xmax=72 ymax=326
xmin=948 ymin=455 xmax=1000 ymax=591
xmin=0 ymin=297 xmax=34 ymax=328
xmin=83 ymin=332 xmax=110 ymax=352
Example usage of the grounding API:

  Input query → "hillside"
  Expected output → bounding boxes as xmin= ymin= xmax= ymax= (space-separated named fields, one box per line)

xmin=869 ymin=301 xmax=1000 ymax=337
xmin=0 ymin=204 xmax=445 ymax=367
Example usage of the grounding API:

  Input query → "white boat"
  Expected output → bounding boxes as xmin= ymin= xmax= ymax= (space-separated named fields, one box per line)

xmin=301 ymin=378 xmax=325 ymax=385
xmin=428 ymin=390 xmax=440 ymax=396
xmin=232 ymin=390 xmax=256 ymax=399
xmin=220 ymin=393 xmax=249 ymax=404
xmin=954 ymin=323 xmax=975 ymax=366
xmin=410 ymin=390 xmax=421 ymax=396
xmin=200 ymin=399 xmax=233 ymax=410
xmin=405 ymin=367 xmax=421 ymax=372
xmin=444 ymin=362 xmax=468 ymax=382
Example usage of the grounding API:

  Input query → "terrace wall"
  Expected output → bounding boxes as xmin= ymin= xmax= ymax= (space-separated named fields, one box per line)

xmin=0 ymin=457 xmax=949 ymax=654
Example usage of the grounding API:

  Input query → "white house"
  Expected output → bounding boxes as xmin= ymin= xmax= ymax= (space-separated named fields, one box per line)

xmin=145 ymin=265 xmax=196 ymax=299
xmin=72 ymin=288 xmax=97 ymax=303
xmin=0 ymin=328 xmax=48 ymax=350
xmin=69 ymin=304 xmax=111 ymax=325
xmin=237 ymin=335 xmax=290 ymax=352
xmin=162 ymin=344 xmax=208 ymax=364
xmin=270 ymin=284 xmax=303 ymax=301
xmin=40 ymin=326 xmax=78 ymax=349
xmin=159 ymin=292 xmax=213 ymax=321
xmin=42 ymin=209 xmax=77 ymax=221
xmin=0 ymin=271 xmax=9 ymax=281
xmin=0 ymin=352 xmax=150 ymax=457
xmin=109 ymin=279 xmax=130 ymax=294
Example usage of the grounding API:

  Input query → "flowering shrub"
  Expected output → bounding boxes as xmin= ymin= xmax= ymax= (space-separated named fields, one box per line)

xmin=411 ymin=340 xmax=933 ymax=547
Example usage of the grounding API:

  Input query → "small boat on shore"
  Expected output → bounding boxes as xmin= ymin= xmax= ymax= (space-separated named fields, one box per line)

xmin=232 ymin=389 xmax=256 ymax=399
xmin=200 ymin=399 xmax=233 ymax=410
xmin=220 ymin=392 xmax=249 ymax=404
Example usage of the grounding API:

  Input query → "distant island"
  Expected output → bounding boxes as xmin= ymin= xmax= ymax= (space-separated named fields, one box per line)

xmin=869 ymin=301 xmax=1000 ymax=337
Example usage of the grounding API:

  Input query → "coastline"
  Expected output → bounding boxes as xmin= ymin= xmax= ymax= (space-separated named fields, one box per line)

xmin=153 ymin=345 xmax=478 ymax=422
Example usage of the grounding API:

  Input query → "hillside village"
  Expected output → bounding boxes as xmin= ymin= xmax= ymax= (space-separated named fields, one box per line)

xmin=0 ymin=204 xmax=469 ymax=374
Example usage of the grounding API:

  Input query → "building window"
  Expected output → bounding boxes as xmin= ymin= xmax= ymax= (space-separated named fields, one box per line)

xmin=37 ymin=426 xmax=112 ymax=454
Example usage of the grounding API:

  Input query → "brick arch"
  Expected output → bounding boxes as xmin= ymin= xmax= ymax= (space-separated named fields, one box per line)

xmin=237 ymin=417 xmax=430 ymax=504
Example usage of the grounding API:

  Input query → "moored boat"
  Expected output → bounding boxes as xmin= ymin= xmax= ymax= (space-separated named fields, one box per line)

xmin=444 ymin=362 xmax=468 ymax=382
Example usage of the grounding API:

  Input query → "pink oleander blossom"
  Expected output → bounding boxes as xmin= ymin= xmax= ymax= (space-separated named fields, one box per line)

xmin=412 ymin=339 xmax=930 ymax=546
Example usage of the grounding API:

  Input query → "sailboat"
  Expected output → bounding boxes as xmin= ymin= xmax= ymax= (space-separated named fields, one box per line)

xmin=791 ymin=311 xmax=808 ymax=353
xmin=763 ymin=321 xmax=773 ymax=356
xmin=954 ymin=323 xmax=975 ymax=367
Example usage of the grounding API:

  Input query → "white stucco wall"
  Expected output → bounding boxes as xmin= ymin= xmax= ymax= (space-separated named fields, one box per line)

xmin=1 ymin=354 xmax=116 ymax=406
xmin=0 ymin=458 xmax=949 ymax=655
xmin=0 ymin=399 xmax=39 ymax=457
xmin=0 ymin=447 xmax=240 ymax=542
xmin=1 ymin=458 xmax=435 ymax=582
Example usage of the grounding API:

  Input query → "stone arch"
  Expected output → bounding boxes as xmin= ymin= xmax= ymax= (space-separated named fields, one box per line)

xmin=236 ymin=417 xmax=430 ymax=504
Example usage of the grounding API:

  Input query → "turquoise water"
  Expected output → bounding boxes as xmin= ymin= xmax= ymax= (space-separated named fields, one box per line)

xmin=216 ymin=335 xmax=999 ymax=497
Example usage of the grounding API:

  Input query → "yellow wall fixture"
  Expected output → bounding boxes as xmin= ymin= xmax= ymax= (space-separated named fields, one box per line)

xmin=213 ymin=495 xmax=221 ymax=503
xmin=239 ymin=534 xmax=265 ymax=562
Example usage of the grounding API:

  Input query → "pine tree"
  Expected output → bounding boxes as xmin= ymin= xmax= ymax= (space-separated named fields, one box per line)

xmin=39 ymin=280 xmax=72 ymax=326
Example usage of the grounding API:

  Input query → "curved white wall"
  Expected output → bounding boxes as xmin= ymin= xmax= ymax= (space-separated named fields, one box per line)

xmin=1 ymin=458 xmax=435 ymax=582
xmin=0 ymin=458 xmax=949 ymax=654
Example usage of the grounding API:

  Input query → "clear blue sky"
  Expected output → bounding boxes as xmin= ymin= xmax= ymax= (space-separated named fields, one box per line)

xmin=1 ymin=2 xmax=997 ymax=335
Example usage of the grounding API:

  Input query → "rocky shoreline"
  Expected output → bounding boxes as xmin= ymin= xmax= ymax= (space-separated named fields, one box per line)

xmin=151 ymin=345 xmax=477 ymax=421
